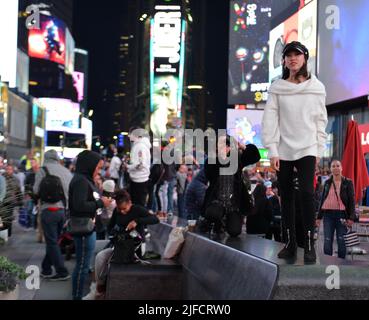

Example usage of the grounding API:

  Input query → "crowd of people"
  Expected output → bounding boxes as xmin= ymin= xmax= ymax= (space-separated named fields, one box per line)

xmin=0 ymin=41 xmax=360 ymax=300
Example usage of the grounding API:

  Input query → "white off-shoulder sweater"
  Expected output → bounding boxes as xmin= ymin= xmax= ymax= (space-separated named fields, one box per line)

xmin=262 ymin=75 xmax=328 ymax=161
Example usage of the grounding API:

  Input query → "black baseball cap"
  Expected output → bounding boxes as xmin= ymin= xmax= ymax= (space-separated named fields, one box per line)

xmin=282 ymin=41 xmax=309 ymax=59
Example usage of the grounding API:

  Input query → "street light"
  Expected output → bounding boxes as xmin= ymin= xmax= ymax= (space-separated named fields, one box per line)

xmin=88 ymin=110 xmax=94 ymax=118
xmin=187 ymin=85 xmax=203 ymax=90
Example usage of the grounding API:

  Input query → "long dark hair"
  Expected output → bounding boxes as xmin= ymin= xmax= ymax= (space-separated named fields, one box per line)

xmin=282 ymin=59 xmax=310 ymax=81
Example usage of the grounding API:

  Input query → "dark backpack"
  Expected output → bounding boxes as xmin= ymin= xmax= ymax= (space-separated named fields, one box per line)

xmin=38 ymin=167 xmax=65 ymax=204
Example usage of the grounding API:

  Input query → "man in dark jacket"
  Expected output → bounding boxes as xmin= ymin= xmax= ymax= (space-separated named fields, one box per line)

xmin=201 ymin=135 xmax=260 ymax=237
xmin=69 ymin=150 xmax=112 ymax=300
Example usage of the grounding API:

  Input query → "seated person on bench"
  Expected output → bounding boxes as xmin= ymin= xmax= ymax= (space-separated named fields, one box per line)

xmin=83 ymin=189 xmax=159 ymax=300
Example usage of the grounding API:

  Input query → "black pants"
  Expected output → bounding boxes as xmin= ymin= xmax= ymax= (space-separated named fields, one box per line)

xmin=130 ymin=181 xmax=149 ymax=207
xmin=278 ymin=156 xmax=316 ymax=240
xmin=205 ymin=203 xmax=243 ymax=237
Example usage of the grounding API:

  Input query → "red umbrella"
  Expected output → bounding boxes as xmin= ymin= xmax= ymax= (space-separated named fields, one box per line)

xmin=342 ymin=120 xmax=369 ymax=203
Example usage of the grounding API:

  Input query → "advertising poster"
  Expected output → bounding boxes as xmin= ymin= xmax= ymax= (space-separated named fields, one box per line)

xmin=29 ymin=14 xmax=66 ymax=65
xmin=150 ymin=0 xmax=185 ymax=137
xmin=72 ymin=71 xmax=85 ymax=102
xmin=65 ymin=28 xmax=75 ymax=74
xmin=228 ymin=0 xmax=272 ymax=105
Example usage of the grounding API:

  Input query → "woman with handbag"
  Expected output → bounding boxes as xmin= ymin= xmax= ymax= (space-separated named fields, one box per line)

xmin=69 ymin=151 xmax=112 ymax=300
xmin=316 ymin=160 xmax=356 ymax=259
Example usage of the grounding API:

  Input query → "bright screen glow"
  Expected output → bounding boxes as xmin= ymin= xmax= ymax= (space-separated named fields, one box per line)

xmin=227 ymin=109 xmax=264 ymax=148
xmin=228 ymin=0 xmax=272 ymax=105
xmin=39 ymin=98 xmax=80 ymax=131
xmin=0 ymin=0 xmax=19 ymax=88
xmin=318 ymin=0 xmax=369 ymax=105
xmin=28 ymin=15 xmax=66 ymax=65
xmin=72 ymin=72 xmax=85 ymax=102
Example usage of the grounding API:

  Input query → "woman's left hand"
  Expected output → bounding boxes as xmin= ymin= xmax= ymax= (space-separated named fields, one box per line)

xmin=346 ymin=219 xmax=354 ymax=228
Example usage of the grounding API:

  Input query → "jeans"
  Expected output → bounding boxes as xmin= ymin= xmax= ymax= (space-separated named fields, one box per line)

xmin=323 ymin=211 xmax=347 ymax=259
xmin=41 ymin=208 xmax=68 ymax=276
xmin=72 ymin=232 xmax=96 ymax=300
xmin=167 ymin=178 xmax=176 ymax=213
xmin=177 ymin=193 xmax=186 ymax=219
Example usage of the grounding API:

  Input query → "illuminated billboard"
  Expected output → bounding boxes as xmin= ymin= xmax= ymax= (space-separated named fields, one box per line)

xmin=29 ymin=14 xmax=66 ymax=65
xmin=39 ymin=98 xmax=80 ymax=131
xmin=16 ymin=49 xmax=30 ymax=95
xmin=72 ymin=72 xmax=85 ymax=102
xmin=269 ymin=0 xmax=317 ymax=82
xmin=65 ymin=28 xmax=75 ymax=74
xmin=228 ymin=1 xmax=272 ymax=105
xmin=150 ymin=1 xmax=186 ymax=137
xmin=0 ymin=0 xmax=19 ymax=88
xmin=318 ymin=0 xmax=369 ymax=105
xmin=227 ymin=109 xmax=264 ymax=148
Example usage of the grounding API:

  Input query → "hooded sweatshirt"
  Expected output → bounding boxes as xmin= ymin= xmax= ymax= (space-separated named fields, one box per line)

xmin=262 ymin=75 xmax=328 ymax=161
xmin=34 ymin=150 xmax=73 ymax=210
xmin=127 ymin=137 xmax=152 ymax=183
xmin=69 ymin=151 xmax=104 ymax=221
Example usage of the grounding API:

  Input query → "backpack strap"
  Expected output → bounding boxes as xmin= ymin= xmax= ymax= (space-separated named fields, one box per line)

xmin=42 ymin=166 xmax=50 ymax=176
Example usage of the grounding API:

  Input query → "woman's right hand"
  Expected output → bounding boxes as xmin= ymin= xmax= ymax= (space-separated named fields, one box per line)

xmin=271 ymin=157 xmax=280 ymax=172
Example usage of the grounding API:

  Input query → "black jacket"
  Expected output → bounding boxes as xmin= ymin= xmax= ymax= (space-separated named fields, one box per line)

xmin=203 ymin=144 xmax=261 ymax=216
xmin=69 ymin=151 xmax=104 ymax=220
xmin=246 ymin=197 xmax=273 ymax=234
xmin=108 ymin=205 xmax=159 ymax=238
xmin=318 ymin=176 xmax=356 ymax=221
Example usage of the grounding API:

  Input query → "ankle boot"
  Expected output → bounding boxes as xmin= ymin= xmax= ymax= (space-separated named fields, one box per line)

xmin=278 ymin=229 xmax=297 ymax=259
xmin=304 ymin=231 xmax=316 ymax=264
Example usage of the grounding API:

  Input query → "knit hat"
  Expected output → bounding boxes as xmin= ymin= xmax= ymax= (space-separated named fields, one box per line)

xmin=103 ymin=180 xmax=115 ymax=193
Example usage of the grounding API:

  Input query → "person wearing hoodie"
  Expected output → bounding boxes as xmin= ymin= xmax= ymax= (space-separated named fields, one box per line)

xmin=126 ymin=127 xmax=152 ymax=207
xmin=262 ymin=41 xmax=328 ymax=263
xmin=69 ymin=150 xmax=112 ymax=300
xmin=33 ymin=150 xmax=73 ymax=281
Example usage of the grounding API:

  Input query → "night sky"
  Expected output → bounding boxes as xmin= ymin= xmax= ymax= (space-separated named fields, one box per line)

xmin=73 ymin=0 xmax=231 ymax=140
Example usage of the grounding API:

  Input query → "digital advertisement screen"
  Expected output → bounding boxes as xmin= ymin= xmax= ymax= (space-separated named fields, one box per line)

xmin=150 ymin=0 xmax=185 ymax=137
xmin=28 ymin=14 xmax=66 ymax=65
xmin=72 ymin=71 xmax=85 ymax=102
xmin=0 ymin=0 xmax=19 ymax=88
xmin=39 ymin=98 xmax=80 ymax=131
xmin=318 ymin=0 xmax=369 ymax=105
xmin=65 ymin=28 xmax=75 ymax=74
xmin=16 ymin=49 xmax=30 ymax=95
xmin=228 ymin=0 xmax=272 ymax=105
xmin=227 ymin=109 xmax=264 ymax=149
xmin=269 ymin=0 xmax=317 ymax=83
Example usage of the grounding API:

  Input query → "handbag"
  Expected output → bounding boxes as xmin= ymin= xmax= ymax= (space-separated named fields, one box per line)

xmin=111 ymin=231 xmax=139 ymax=264
xmin=343 ymin=227 xmax=360 ymax=248
xmin=67 ymin=217 xmax=95 ymax=236
xmin=163 ymin=227 xmax=187 ymax=259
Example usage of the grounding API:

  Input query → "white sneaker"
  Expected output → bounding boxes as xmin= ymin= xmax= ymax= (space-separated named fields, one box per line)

xmin=82 ymin=282 xmax=97 ymax=300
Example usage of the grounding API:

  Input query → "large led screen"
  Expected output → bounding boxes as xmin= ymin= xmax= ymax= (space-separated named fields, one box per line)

xmin=0 ymin=0 xmax=19 ymax=88
xmin=29 ymin=15 xmax=66 ymax=65
xmin=269 ymin=0 xmax=317 ymax=82
xmin=39 ymin=98 xmax=80 ymax=131
xmin=228 ymin=0 xmax=272 ymax=105
xmin=150 ymin=1 xmax=185 ymax=137
xmin=227 ymin=109 xmax=264 ymax=148
xmin=318 ymin=0 xmax=369 ymax=105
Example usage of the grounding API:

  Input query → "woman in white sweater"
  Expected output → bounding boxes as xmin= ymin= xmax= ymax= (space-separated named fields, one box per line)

xmin=262 ymin=41 xmax=328 ymax=263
